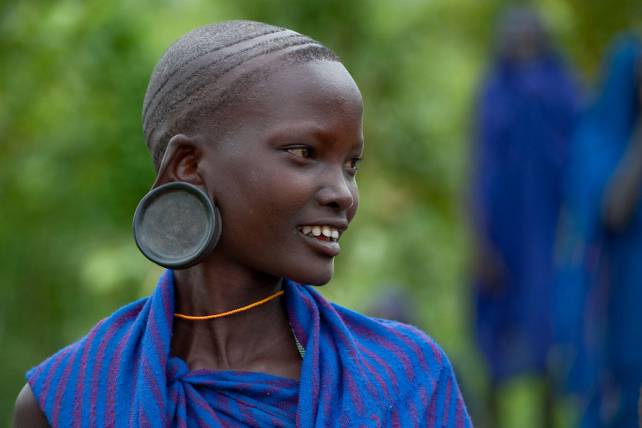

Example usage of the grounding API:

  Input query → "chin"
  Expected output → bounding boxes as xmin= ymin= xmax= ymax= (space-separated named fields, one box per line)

xmin=287 ymin=263 xmax=334 ymax=286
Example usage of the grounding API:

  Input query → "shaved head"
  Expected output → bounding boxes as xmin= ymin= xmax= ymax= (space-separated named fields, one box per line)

xmin=142 ymin=20 xmax=340 ymax=169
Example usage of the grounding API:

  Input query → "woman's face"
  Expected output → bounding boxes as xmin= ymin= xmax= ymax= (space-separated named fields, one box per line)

xmin=198 ymin=60 xmax=364 ymax=285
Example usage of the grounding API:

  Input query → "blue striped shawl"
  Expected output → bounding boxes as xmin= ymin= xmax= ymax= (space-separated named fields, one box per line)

xmin=27 ymin=271 xmax=471 ymax=427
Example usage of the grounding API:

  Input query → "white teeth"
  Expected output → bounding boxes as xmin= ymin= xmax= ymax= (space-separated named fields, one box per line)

xmin=300 ymin=225 xmax=341 ymax=240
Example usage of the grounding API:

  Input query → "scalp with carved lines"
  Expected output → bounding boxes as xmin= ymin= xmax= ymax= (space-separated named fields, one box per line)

xmin=142 ymin=20 xmax=340 ymax=170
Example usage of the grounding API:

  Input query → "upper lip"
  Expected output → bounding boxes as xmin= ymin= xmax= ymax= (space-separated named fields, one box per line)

xmin=297 ymin=219 xmax=348 ymax=233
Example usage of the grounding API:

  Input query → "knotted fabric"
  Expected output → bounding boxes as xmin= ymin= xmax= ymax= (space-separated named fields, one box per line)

xmin=28 ymin=271 xmax=471 ymax=427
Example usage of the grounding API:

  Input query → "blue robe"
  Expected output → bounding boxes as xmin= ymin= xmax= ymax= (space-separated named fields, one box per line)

xmin=472 ymin=53 xmax=580 ymax=382
xmin=27 ymin=271 xmax=472 ymax=427
xmin=556 ymin=35 xmax=642 ymax=428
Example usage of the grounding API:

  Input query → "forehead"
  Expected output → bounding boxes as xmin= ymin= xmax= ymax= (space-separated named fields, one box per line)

xmin=258 ymin=60 xmax=362 ymax=107
xmin=216 ymin=60 xmax=363 ymax=137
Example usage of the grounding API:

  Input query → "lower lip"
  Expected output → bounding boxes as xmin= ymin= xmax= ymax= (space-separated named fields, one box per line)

xmin=298 ymin=231 xmax=340 ymax=257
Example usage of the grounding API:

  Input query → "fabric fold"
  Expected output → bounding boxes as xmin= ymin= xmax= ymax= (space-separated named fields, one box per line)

xmin=28 ymin=270 xmax=470 ymax=427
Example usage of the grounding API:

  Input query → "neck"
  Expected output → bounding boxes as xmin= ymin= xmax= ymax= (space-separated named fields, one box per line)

xmin=170 ymin=259 xmax=301 ymax=379
xmin=174 ymin=261 xmax=283 ymax=315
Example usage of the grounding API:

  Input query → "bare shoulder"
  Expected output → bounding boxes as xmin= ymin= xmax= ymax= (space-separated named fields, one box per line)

xmin=13 ymin=383 xmax=50 ymax=428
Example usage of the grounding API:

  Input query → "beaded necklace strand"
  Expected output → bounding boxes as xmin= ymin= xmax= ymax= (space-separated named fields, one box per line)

xmin=174 ymin=290 xmax=285 ymax=320
xmin=174 ymin=289 xmax=305 ymax=359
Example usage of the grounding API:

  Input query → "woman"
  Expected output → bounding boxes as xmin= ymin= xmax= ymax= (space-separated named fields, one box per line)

xmin=557 ymin=35 xmax=642 ymax=428
xmin=13 ymin=21 xmax=471 ymax=427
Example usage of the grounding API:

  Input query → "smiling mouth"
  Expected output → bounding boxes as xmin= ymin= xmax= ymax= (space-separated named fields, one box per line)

xmin=297 ymin=225 xmax=341 ymax=242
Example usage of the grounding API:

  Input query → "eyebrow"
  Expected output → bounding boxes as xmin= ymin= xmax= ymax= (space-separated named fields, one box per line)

xmin=265 ymin=122 xmax=328 ymax=140
xmin=265 ymin=122 xmax=363 ymax=146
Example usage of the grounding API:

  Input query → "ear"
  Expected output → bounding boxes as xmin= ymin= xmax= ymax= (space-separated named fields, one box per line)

xmin=152 ymin=134 xmax=204 ymax=188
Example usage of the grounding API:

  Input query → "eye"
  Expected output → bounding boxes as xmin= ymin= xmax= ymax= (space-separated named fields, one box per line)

xmin=285 ymin=146 xmax=314 ymax=159
xmin=345 ymin=157 xmax=363 ymax=175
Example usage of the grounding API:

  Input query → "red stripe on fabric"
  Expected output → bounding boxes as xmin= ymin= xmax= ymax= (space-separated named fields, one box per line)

xmin=318 ymin=329 xmax=339 ymax=421
xmin=140 ymin=407 xmax=153 ymax=428
xmin=185 ymin=384 xmax=223 ymax=425
xmin=51 ymin=348 xmax=81 ymax=426
xmin=443 ymin=376 xmax=453 ymax=424
xmin=297 ymin=292 xmax=321 ymax=415
xmin=391 ymin=408 xmax=401 ymax=428
xmin=147 ymin=311 xmax=168 ymax=370
xmin=427 ymin=373 xmax=438 ymax=427
xmin=455 ymin=394 xmax=466 ymax=428
xmin=177 ymin=387 xmax=188 ymax=428
xmin=408 ymin=385 xmax=423 ymax=422
xmin=105 ymin=322 xmax=138 ymax=426
xmin=357 ymin=343 xmax=397 ymax=398
xmin=425 ymin=334 xmax=443 ymax=365
xmin=159 ymin=272 xmax=173 ymax=327
xmin=35 ymin=345 xmax=74 ymax=411
xmin=141 ymin=357 xmax=167 ymax=424
xmin=390 ymin=324 xmax=431 ymax=372
xmin=347 ymin=371 xmax=365 ymax=415
xmin=355 ymin=344 xmax=391 ymax=402
xmin=127 ymin=344 xmax=144 ymax=425
xmin=350 ymin=322 xmax=414 ymax=381
xmin=88 ymin=308 xmax=138 ymax=427
xmin=71 ymin=318 xmax=108 ymax=424
xmin=28 ymin=364 xmax=45 ymax=387
xmin=323 ymin=315 xmax=380 ymax=406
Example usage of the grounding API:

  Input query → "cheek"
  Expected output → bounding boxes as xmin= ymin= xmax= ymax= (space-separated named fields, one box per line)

xmin=227 ymin=168 xmax=314 ymax=228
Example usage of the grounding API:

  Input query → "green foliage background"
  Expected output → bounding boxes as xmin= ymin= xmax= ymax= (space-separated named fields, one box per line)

xmin=1 ymin=0 xmax=641 ymax=425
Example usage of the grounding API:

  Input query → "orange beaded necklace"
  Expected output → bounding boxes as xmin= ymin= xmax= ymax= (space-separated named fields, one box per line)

xmin=174 ymin=290 xmax=285 ymax=321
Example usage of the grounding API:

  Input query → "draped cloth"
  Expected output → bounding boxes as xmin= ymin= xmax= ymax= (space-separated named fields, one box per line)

xmin=27 ymin=270 xmax=471 ymax=427
xmin=472 ymin=53 xmax=580 ymax=382
xmin=555 ymin=35 xmax=642 ymax=428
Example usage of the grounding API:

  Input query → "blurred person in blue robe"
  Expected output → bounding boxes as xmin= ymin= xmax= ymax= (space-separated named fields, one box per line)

xmin=366 ymin=287 xmax=417 ymax=326
xmin=470 ymin=7 xmax=580 ymax=427
xmin=555 ymin=35 xmax=642 ymax=428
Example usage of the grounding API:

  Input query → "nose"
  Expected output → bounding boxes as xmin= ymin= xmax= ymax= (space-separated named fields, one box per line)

xmin=315 ymin=168 xmax=356 ymax=211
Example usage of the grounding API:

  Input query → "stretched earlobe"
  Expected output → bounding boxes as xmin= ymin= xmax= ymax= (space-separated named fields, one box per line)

xmin=132 ymin=181 xmax=222 ymax=269
xmin=135 ymin=134 xmax=222 ymax=268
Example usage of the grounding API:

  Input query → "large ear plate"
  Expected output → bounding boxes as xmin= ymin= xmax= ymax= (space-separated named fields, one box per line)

xmin=133 ymin=181 xmax=221 ymax=269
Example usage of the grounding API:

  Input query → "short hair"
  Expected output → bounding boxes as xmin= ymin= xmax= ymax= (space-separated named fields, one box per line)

xmin=142 ymin=20 xmax=340 ymax=169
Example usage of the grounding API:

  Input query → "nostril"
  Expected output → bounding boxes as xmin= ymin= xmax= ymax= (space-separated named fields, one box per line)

xmin=326 ymin=201 xmax=342 ymax=210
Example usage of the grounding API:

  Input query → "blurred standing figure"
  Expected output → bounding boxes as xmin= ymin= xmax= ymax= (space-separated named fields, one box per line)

xmin=559 ymin=35 xmax=642 ymax=428
xmin=366 ymin=288 xmax=417 ymax=325
xmin=470 ymin=7 xmax=579 ymax=427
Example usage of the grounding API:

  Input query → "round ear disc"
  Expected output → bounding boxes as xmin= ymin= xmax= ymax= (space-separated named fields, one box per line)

xmin=133 ymin=181 xmax=221 ymax=269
